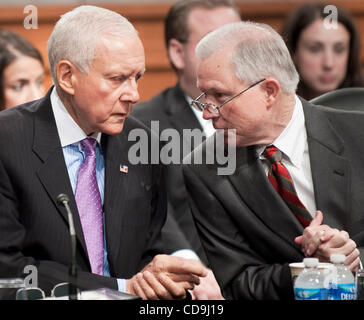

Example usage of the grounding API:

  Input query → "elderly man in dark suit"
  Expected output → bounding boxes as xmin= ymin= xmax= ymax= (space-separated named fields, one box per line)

xmin=0 ymin=5 xmax=207 ymax=299
xmin=132 ymin=0 xmax=241 ymax=300
xmin=183 ymin=21 xmax=363 ymax=300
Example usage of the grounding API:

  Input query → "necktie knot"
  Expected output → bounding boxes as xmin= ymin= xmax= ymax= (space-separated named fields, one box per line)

xmin=263 ymin=145 xmax=282 ymax=163
xmin=80 ymin=138 xmax=97 ymax=157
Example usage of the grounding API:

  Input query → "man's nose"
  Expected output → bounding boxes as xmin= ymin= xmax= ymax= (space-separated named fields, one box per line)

xmin=122 ymin=79 xmax=140 ymax=104
xmin=203 ymin=108 xmax=220 ymax=120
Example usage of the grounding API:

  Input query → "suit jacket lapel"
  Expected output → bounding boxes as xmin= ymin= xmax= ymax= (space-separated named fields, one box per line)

xmin=165 ymin=85 xmax=204 ymax=156
xmin=228 ymin=147 xmax=303 ymax=252
xmin=102 ymin=130 xmax=131 ymax=273
xmin=32 ymin=90 xmax=89 ymax=257
xmin=166 ymin=84 xmax=203 ymax=132
xmin=302 ymin=100 xmax=349 ymax=228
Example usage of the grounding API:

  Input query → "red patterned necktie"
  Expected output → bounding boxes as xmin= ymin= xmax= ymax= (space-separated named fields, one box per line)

xmin=263 ymin=145 xmax=312 ymax=227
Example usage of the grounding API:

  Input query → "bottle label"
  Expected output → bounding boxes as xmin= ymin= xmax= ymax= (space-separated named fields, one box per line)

xmin=294 ymin=288 xmax=327 ymax=300
xmin=329 ymin=284 xmax=355 ymax=300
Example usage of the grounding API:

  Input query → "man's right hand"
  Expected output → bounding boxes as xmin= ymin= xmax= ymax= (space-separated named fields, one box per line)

xmin=126 ymin=254 xmax=208 ymax=300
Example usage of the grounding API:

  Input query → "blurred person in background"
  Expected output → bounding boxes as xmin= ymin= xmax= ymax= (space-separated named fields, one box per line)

xmin=281 ymin=3 xmax=364 ymax=100
xmin=0 ymin=30 xmax=45 ymax=110
xmin=132 ymin=0 xmax=241 ymax=299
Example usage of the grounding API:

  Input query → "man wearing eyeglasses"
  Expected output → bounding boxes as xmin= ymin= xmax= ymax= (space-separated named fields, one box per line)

xmin=132 ymin=0 xmax=241 ymax=299
xmin=183 ymin=21 xmax=363 ymax=300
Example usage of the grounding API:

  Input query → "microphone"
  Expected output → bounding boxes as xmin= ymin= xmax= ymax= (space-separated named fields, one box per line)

xmin=57 ymin=193 xmax=78 ymax=300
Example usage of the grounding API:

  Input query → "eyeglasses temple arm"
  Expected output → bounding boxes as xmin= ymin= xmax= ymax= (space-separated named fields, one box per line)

xmin=219 ymin=78 xmax=266 ymax=109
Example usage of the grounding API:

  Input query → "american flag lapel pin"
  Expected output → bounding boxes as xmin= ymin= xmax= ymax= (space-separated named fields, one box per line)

xmin=120 ymin=164 xmax=128 ymax=174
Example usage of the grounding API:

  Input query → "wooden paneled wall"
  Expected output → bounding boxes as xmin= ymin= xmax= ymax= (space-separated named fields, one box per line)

xmin=1 ymin=0 xmax=364 ymax=102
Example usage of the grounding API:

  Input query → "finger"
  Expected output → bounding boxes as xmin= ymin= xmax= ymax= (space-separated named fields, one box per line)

xmin=318 ymin=238 xmax=356 ymax=259
xmin=168 ymin=273 xmax=201 ymax=285
xmin=150 ymin=255 xmax=208 ymax=277
xmin=298 ymin=230 xmax=316 ymax=255
xmin=310 ymin=210 xmax=323 ymax=227
xmin=295 ymin=235 xmax=303 ymax=245
xmin=170 ymin=258 xmax=208 ymax=277
xmin=132 ymin=273 xmax=148 ymax=300
xmin=320 ymin=230 xmax=349 ymax=251
xmin=157 ymin=272 xmax=191 ymax=299
xmin=143 ymin=271 xmax=173 ymax=300
xmin=313 ymin=251 xmax=330 ymax=263
xmin=137 ymin=272 xmax=161 ymax=300
xmin=348 ymin=257 xmax=361 ymax=273
xmin=337 ymin=239 xmax=357 ymax=256
xmin=345 ymin=248 xmax=360 ymax=267
xmin=301 ymin=224 xmax=330 ymax=247
xmin=319 ymin=229 xmax=336 ymax=242
xmin=305 ymin=241 xmax=320 ymax=256
xmin=303 ymin=227 xmax=331 ymax=256
xmin=166 ymin=257 xmax=208 ymax=277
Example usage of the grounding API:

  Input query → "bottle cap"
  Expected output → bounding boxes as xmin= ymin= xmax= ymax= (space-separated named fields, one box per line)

xmin=303 ymin=258 xmax=319 ymax=267
xmin=330 ymin=254 xmax=345 ymax=263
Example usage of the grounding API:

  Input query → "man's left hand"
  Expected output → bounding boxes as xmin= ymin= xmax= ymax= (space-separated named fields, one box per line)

xmin=295 ymin=210 xmax=360 ymax=272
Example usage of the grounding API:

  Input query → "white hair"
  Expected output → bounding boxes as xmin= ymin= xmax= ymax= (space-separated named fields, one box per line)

xmin=48 ymin=5 xmax=138 ymax=85
xmin=195 ymin=21 xmax=299 ymax=94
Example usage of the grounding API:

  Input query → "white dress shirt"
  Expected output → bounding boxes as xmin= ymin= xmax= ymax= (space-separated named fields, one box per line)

xmin=258 ymin=95 xmax=317 ymax=218
xmin=50 ymin=87 xmax=126 ymax=292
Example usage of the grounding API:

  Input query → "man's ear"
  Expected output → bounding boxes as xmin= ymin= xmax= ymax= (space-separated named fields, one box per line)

xmin=168 ymin=38 xmax=185 ymax=70
xmin=263 ymin=78 xmax=280 ymax=108
xmin=56 ymin=60 xmax=77 ymax=95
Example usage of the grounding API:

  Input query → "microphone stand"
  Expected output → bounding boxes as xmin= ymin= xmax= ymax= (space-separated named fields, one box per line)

xmin=57 ymin=193 xmax=78 ymax=300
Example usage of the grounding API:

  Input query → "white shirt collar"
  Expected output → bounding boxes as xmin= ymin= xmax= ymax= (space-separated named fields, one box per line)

xmin=50 ymin=87 xmax=101 ymax=147
xmin=273 ymin=95 xmax=306 ymax=168
xmin=258 ymin=95 xmax=306 ymax=168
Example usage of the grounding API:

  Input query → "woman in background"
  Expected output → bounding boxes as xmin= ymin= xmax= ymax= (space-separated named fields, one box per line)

xmin=0 ymin=30 xmax=45 ymax=110
xmin=282 ymin=4 xmax=364 ymax=100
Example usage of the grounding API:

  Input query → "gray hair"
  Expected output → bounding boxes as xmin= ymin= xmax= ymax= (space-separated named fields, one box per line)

xmin=195 ymin=21 xmax=299 ymax=94
xmin=48 ymin=5 xmax=138 ymax=85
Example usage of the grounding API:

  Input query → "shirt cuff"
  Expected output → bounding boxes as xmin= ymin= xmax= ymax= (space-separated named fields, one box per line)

xmin=117 ymin=278 xmax=126 ymax=293
xmin=171 ymin=249 xmax=200 ymax=261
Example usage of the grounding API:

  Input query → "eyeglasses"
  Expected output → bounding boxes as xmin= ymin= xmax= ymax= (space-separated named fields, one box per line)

xmin=191 ymin=78 xmax=265 ymax=114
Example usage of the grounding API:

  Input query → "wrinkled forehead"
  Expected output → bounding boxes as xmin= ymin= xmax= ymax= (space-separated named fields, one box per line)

xmin=93 ymin=33 xmax=145 ymax=63
xmin=96 ymin=32 xmax=143 ymax=52
xmin=196 ymin=49 xmax=236 ymax=90
xmin=90 ymin=33 xmax=145 ymax=73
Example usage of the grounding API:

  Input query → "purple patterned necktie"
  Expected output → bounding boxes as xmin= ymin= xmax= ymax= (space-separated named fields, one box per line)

xmin=75 ymin=138 xmax=104 ymax=275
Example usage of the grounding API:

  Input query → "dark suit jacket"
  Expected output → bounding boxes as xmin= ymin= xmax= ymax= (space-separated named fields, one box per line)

xmin=132 ymin=84 xmax=207 ymax=264
xmin=182 ymin=99 xmax=364 ymax=300
xmin=0 ymin=89 xmax=166 ymax=295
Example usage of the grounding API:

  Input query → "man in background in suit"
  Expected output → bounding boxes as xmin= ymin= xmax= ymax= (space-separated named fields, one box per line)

xmin=0 ymin=5 xmax=207 ymax=299
xmin=132 ymin=0 xmax=241 ymax=299
xmin=183 ymin=21 xmax=363 ymax=299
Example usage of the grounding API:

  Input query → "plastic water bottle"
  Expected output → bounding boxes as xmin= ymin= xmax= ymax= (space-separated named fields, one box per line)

xmin=294 ymin=258 xmax=328 ymax=300
xmin=328 ymin=254 xmax=355 ymax=300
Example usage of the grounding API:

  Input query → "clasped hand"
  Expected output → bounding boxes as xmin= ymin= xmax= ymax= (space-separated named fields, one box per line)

xmin=294 ymin=210 xmax=360 ymax=271
xmin=126 ymin=254 xmax=208 ymax=300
